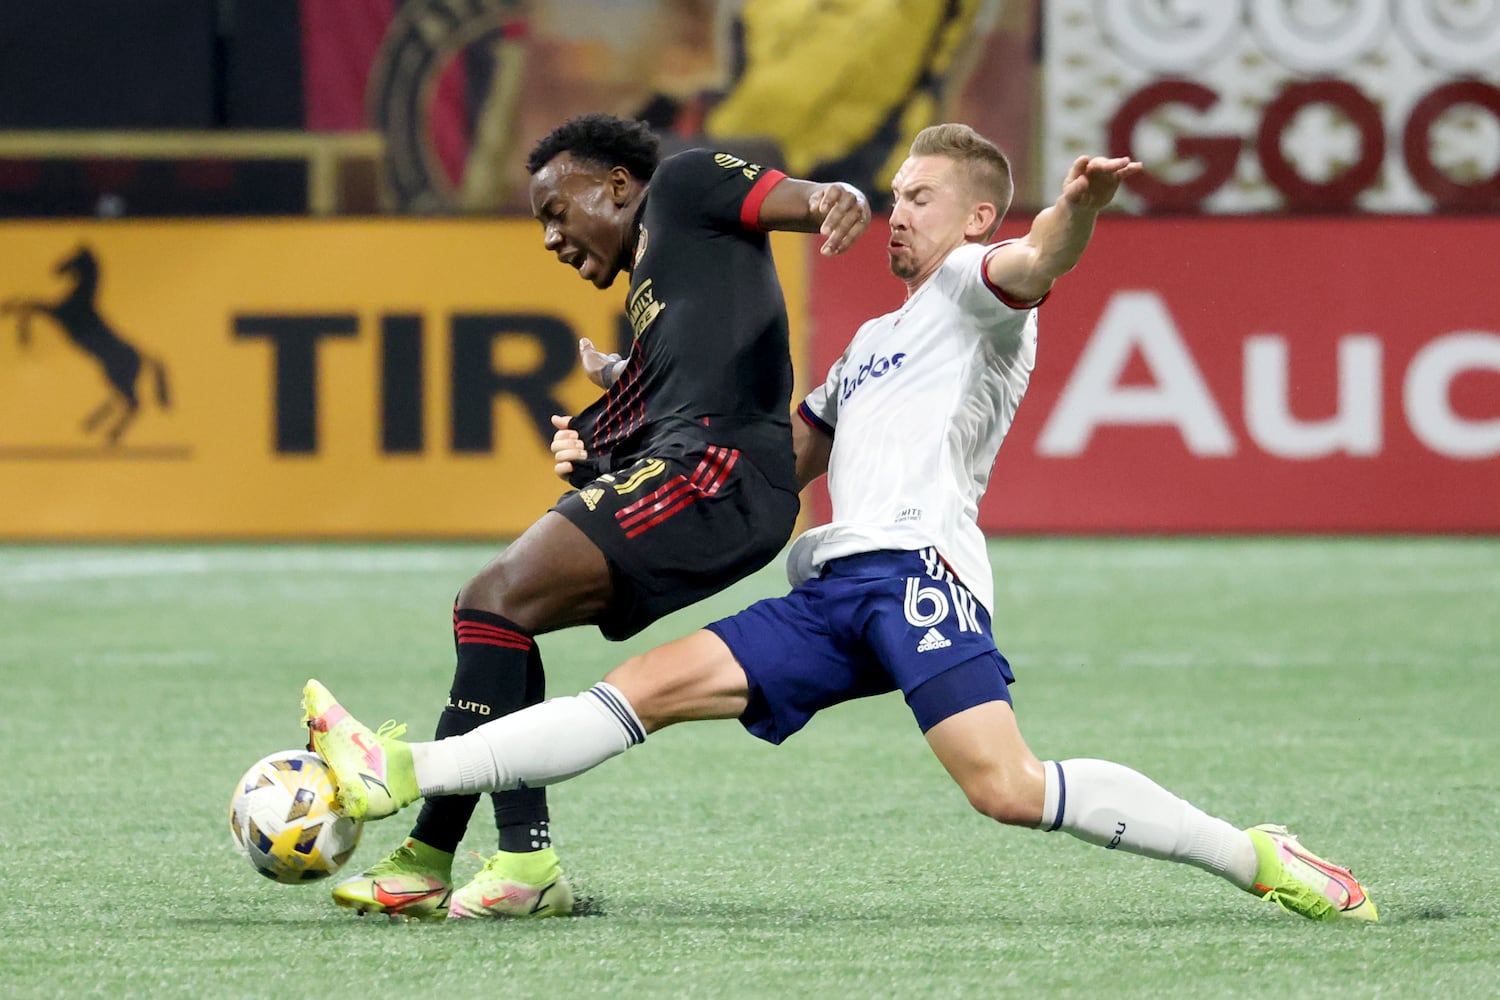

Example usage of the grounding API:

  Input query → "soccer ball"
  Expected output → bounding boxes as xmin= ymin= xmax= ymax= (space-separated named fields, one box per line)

xmin=229 ymin=749 xmax=362 ymax=883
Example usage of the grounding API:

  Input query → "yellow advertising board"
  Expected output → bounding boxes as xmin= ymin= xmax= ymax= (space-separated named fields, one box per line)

xmin=0 ymin=221 xmax=808 ymax=538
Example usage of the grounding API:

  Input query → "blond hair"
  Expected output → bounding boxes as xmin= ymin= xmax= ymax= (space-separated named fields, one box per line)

xmin=909 ymin=124 xmax=1013 ymax=237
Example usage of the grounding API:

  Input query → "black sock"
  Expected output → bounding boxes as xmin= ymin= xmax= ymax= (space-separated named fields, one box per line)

xmin=494 ymin=644 xmax=550 ymax=852
xmin=408 ymin=608 xmax=545 ymax=855
xmin=496 ymin=791 xmax=551 ymax=852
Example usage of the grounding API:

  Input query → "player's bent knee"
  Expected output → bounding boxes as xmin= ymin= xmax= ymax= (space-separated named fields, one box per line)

xmin=964 ymin=783 xmax=1042 ymax=827
xmin=456 ymin=559 xmax=539 ymax=619
xmin=604 ymin=632 xmax=750 ymax=733
xmin=455 ymin=547 xmax=610 ymax=629
xmin=956 ymin=761 xmax=1046 ymax=827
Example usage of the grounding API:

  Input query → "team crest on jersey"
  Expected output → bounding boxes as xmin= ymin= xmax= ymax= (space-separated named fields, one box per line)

xmin=713 ymin=151 xmax=764 ymax=182
xmin=633 ymin=225 xmax=649 ymax=269
xmin=625 ymin=279 xmax=666 ymax=340
xmin=579 ymin=487 xmax=604 ymax=511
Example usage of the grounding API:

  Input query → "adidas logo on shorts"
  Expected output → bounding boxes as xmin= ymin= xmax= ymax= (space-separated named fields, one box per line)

xmin=916 ymin=627 xmax=951 ymax=652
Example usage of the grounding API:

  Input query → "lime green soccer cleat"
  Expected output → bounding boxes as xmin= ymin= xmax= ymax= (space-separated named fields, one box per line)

xmin=448 ymin=847 xmax=575 ymax=920
xmin=1246 ymin=824 xmax=1378 ymax=921
xmin=331 ymin=838 xmax=454 ymax=921
xmin=302 ymin=678 xmax=419 ymax=822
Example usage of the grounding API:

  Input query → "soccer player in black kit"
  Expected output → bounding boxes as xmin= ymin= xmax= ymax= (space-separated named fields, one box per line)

xmin=324 ymin=113 xmax=869 ymax=920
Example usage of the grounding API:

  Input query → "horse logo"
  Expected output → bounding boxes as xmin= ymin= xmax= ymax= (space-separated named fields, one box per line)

xmin=2 ymin=246 xmax=170 ymax=446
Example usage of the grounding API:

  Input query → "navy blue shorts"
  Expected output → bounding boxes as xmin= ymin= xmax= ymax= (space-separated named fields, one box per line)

xmin=706 ymin=548 xmax=1015 ymax=745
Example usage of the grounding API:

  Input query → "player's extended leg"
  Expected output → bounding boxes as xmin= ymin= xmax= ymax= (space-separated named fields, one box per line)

xmin=442 ymin=631 xmax=747 ymax=918
xmin=331 ymin=512 xmax=613 ymax=919
xmin=307 ymin=632 xmax=744 ymax=917
xmin=308 ymin=632 xmax=748 ymax=918
xmin=305 ymin=674 xmax=596 ymax=920
xmin=924 ymin=700 xmax=1376 ymax=921
xmin=317 ymin=632 xmax=746 ymax=808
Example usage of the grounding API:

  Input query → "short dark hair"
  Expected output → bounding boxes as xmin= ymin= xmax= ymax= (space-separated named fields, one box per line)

xmin=526 ymin=113 xmax=661 ymax=181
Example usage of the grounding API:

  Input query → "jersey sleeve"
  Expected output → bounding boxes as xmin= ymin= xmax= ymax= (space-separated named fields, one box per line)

xmin=941 ymin=241 xmax=1043 ymax=349
xmin=797 ymin=349 xmax=847 ymax=436
xmin=651 ymin=148 xmax=789 ymax=232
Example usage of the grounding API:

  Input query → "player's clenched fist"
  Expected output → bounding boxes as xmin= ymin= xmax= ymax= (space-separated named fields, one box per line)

xmin=550 ymin=413 xmax=588 ymax=479
xmin=808 ymin=181 xmax=870 ymax=257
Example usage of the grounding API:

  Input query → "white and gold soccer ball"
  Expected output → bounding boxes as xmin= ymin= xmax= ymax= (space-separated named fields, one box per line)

xmin=229 ymin=749 xmax=362 ymax=883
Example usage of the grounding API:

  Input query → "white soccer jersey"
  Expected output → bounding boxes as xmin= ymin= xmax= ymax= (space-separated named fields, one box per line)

xmin=789 ymin=240 xmax=1039 ymax=614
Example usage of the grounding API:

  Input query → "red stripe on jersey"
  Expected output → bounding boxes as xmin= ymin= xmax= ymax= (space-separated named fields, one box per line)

xmin=981 ymin=242 xmax=1050 ymax=310
xmin=615 ymin=445 xmax=729 ymax=529
xmin=618 ymin=361 xmax=647 ymax=447
xmin=624 ymin=449 xmax=736 ymax=537
xmin=684 ymin=445 xmax=730 ymax=495
xmin=712 ymin=446 xmax=740 ymax=487
xmin=616 ymin=448 xmax=722 ymax=529
xmin=611 ymin=445 xmax=728 ymax=522
xmin=618 ymin=471 xmax=689 ymax=519
xmin=619 ymin=446 xmax=739 ymax=537
xmin=623 ymin=493 xmax=700 ymax=539
xmin=618 ymin=479 xmax=699 ymax=531
xmin=739 ymin=169 xmax=789 ymax=231
xmin=596 ymin=354 xmax=646 ymax=451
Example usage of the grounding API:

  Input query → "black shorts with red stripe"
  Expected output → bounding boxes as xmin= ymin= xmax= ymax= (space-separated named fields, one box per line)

xmin=552 ymin=434 xmax=799 ymax=641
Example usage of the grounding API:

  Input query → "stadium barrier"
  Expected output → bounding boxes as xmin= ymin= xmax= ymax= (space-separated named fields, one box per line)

xmin=0 ymin=130 xmax=385 ymax=216
xmin=0 ymin=220 xmax=808 ymax=539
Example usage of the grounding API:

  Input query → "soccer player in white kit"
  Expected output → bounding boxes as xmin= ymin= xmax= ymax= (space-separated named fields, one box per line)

xmin=305 ymin=124 xmax=1375 ymax=922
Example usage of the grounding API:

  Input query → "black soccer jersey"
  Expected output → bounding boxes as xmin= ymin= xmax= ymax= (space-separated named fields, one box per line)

xmin=566 ymin=149 xmax=795 ymax=490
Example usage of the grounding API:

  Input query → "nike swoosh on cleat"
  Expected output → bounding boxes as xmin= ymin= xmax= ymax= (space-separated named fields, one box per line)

xmin=1290 ymin=850 xmax=1360 ymax=907
xmin=374 ymin=885 xmax=450 ymax=910
xmin=350 ymin=731 xmax=384 ymax=773
xmin=479 ymin=890 xmax=523 ymax=908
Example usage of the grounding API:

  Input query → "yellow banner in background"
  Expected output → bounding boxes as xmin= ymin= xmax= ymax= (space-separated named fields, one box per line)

xmin=0 ymin=221 xmax=808 ymax=539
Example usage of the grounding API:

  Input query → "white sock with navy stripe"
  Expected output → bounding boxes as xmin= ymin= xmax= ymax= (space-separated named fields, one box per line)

xmin=1039 ymin=758 xmax=1258 ymax=889
xmin=411 ymin=682 xmax=646 ymax=797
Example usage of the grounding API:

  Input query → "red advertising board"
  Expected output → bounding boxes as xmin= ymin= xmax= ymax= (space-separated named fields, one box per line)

xmin=807 ymin=216 xmax=1500 ymax=532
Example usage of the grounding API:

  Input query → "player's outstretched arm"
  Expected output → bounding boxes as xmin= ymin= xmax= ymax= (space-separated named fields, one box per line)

xmin=754 ymin=178 xmax=871 ymax=256
xmin=985 ymin=155 xmax=1141 ymax=304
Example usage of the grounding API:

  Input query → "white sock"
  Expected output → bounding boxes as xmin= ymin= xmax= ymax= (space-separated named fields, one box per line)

xmin=1038 ymin=758 xmax=1258 ymax=889
xmin=410 ymin=682 xmax=646 ymax=796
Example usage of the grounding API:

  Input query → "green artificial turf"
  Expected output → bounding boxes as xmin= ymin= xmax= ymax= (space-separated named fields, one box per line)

xmin=1 ymin=538 xmax=1495 ymax=997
